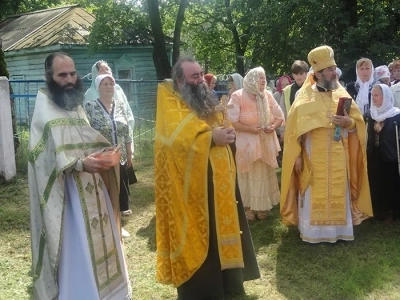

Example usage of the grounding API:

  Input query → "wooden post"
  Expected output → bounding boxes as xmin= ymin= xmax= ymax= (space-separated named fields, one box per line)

xmin=0 ymin=76 xmax=16 ymax=180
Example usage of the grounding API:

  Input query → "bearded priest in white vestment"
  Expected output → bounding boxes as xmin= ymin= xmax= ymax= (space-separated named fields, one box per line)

xmin=28 ymin=53 xmax=132 ymax=300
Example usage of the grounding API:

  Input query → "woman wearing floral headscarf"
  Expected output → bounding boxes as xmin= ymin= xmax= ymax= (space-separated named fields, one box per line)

xmin=273 ymin=75 xmax=292 ymax=102
xmin=346 ymin=58 xmax=375 ymax=114
xmin=227 ymin=67 xmax=284 ymax=220
xmin=374 ymin=65 xmax=391 ymax=86
xmin=365 ymin=84 xmax=400 ymax=223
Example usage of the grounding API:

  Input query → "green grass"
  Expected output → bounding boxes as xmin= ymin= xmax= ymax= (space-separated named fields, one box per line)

xmin=1 ymin=160 xmax=400 ymax=299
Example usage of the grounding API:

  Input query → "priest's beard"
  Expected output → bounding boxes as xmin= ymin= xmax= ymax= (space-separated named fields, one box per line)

xmin=46 ymin=77 xmax=85 ymax=111
xmin=179 ymin=80 xmax=218 ymax=121
xmin=321 ymin=75 xmax=338 ymax=91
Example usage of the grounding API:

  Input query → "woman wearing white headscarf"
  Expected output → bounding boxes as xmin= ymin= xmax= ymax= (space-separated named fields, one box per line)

xmin=85 ymin=60 xmax=135 ymax=143
xmin=227 ymin=73 xmax=244 ymax=98
xmin=84 ymin=74 xmax=133 ymax=237
xmin=374 ymin=65 xmax=391 ymax=86
xmin=227 ymin=67 xmax=284 ymax=220
xmin=365 ymin=84 xmax=400 ymax=223
xmin=346 ymin=58 xmax=375 ymax=114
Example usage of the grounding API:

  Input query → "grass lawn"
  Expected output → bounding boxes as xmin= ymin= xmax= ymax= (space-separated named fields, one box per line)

xmin=1 ymin=159 xmax=400 ymax=299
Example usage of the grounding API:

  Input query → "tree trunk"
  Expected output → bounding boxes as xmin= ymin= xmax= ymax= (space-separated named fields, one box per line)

xmin=147 ymin=0 xmax=172 ymax=79
xmin=224 ymin=0 xmax=246 ymax=76
xmin=172 ymin=0 xmax=189 ymax=65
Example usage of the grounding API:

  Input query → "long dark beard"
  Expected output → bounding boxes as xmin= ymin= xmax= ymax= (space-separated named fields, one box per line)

xmin=46 ymin=77 xmax=85 ymax=111
xmin=179 ymin=80 xmax=218 ymax=120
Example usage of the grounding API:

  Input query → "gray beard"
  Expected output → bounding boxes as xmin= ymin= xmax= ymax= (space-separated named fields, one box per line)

xmin=322 ymin=78 xmax=338 ymax=91
xmin=178 ymin=81 xmax=218 ymax=119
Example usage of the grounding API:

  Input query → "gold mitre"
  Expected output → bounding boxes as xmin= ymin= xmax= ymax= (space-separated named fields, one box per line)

xmin=307 ymin=45 xmax=336 ymax=72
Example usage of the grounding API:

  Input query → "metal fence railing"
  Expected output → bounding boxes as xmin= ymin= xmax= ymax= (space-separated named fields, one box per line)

xmin=10 ymin=79 xmax=230 ymax=173
xmin=10 ymin=79 xmax=161 ymax=172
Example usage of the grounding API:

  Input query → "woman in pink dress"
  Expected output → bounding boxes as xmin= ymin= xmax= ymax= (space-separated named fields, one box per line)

xmin=228 ymin=67 xmax=284 ymax=220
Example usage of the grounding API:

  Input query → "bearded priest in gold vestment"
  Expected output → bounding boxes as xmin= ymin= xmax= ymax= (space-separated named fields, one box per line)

xmin=154 ymin=57 xmax=260 ymax=300
xmin=280 ymin=46 xmax=373 ymax=243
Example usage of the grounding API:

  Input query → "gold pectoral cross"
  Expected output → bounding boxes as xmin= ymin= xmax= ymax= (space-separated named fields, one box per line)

xmin=215 ymin=95 xmax=234 ymax=127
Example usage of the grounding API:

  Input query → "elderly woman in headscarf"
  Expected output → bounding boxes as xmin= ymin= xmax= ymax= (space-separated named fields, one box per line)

xmin=227 ymin=73 xmax=244 ymax=98
xmin=84 ymin=74 xmax=133 ymax=237
xmin=85 ymin=60 xmax=135 ymax=142
xmin=346 ymin=58 xmax=375 ymax=115
xmin=365 ymin=84 xmax=400 ymax=223
xmin=273 ymin=75 xmax=292 ymax=102
xmin=227 ymin=67 xmax=284 ymax=220
xmin=374 ymin=65 xmax=391 ymax=86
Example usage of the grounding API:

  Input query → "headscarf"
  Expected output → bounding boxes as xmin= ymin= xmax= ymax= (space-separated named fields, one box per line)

xmin=336 ymin=67 xmax=342 ymax=78
xmin=84 ymin=61 xmax=136 ymax=153
xmin=276 ymin=75 xmax=292 ymax=93
xmin=355 ymin=61 xmax=375 ymax=114
xmin=204 ymin=74 xmax=216 ymax=88
xmin=370 ymin=84 xmax=400 ymax=122
xmin=230 ymin=73 xmax=244 ymax=90
xmin=374 ymin=65 xmax=390 ymax=82
xmin=243 ymin=66 xmax=270 ymax=127
xmin=95 ymin=74 xmax=115 ymax=91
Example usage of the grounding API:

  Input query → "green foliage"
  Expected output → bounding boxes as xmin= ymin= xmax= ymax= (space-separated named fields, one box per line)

xmin=182 ymin=0 xmax=400 ymax=80
xmin=0 ymin=0 xmax=63 ymax=20
xmin=87 ymin=0 xmax=150 ymax=54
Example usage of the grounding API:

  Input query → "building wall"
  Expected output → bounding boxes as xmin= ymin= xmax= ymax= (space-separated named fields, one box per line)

xmin=6 ymin=45 xmax=165 ymax=122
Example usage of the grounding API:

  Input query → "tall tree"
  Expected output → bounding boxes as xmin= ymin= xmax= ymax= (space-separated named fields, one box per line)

xmin=147 ymin=0 xmax=173 ymax=79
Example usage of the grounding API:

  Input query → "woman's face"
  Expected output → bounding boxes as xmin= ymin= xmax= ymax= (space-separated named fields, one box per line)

xmin=357 ymin=62 xmax=373 ymax=82
xmin=258 ymin=73 xmax=266 ymax=91
xmin=210 ymin=78 xmax=217 ymax=90
xmin=280 ymin=77 xmax=290 ymax=89
xmin=392 ymin=67 xmax=400 ymax=81
xmin=228 ymin=81 xmax=237 ymax=96
xmin=371 ymin=86 xmax=384 ymax=108
xmin=98 ymin=63 xmax=112 ymax=75
xmin=99 ymin=77 xmax=115 ymax=97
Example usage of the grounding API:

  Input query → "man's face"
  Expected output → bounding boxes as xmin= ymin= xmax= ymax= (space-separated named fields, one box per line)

xmin=317 ymin=66 xmax=338 ymax=90
xmin=52 ymin=56 xmax=77 ymax=89
xmin=46 ymin=56 xmax=84 ymax=110
xmin=181 ymin=62 xmax=204 ymax=87
xmin=293 ymin=72 xmax=307 ymax=86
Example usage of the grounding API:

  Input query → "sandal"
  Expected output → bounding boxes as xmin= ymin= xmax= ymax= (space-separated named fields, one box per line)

xmin=245 ymin=209 xmax=256 ymax=221
xmin=256 ymin=210 xmax=268 ymax=220
xmin=122 ymin=209 xmax=132 ymax=216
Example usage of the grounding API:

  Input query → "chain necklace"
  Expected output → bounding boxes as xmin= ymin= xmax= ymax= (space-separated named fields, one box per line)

xmin=318 ymin=90 xmax=334 ymax=122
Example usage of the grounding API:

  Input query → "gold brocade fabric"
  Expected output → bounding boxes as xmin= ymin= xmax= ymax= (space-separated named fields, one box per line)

xmin=280 ymin=76 xmax=373 ymax=226
xmin=308 ymin=127 xmax=347 ymax=224
xmin=154 ymin=82 xmax=243 ymax=287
